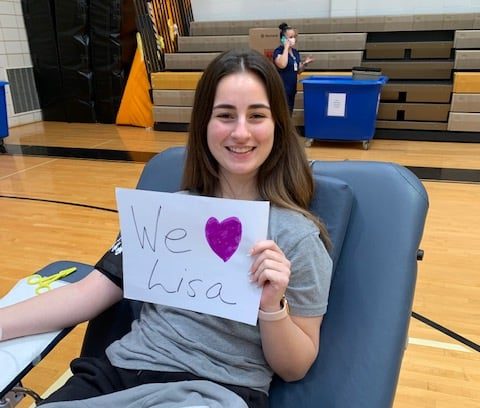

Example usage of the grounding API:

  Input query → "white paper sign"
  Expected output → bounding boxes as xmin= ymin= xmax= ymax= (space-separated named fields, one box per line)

xmin=327 ymin=92 xmax=346 ymax=117
xmin=116 ymin=188 xmax=270 ymax=325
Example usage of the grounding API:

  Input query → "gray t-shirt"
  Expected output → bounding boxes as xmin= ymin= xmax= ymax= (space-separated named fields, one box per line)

xmin=105 ymin=205 xmax=332 ymax=395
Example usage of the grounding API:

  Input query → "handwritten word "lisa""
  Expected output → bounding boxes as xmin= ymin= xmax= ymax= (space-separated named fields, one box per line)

xmin=131 ymin=205 xmax=239 ymax=306
xmin=148 ymin=260 xmax=236 ymax=305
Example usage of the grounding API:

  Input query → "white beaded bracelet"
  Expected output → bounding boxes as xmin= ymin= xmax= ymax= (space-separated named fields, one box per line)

xmin=258 ymin=296 xmax=289 ymax=322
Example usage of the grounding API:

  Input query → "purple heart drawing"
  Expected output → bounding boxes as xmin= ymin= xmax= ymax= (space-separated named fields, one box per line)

xmin=205 ymin=216 xmax=242 ymax=262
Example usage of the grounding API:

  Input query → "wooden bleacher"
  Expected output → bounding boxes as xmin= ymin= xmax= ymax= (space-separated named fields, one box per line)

xmin=151 ymin=13 xmax=480 ymax=141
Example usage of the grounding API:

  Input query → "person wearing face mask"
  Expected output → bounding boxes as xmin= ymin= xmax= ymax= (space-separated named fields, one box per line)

xmin=273 ymin=22 xmax=314 ymax=114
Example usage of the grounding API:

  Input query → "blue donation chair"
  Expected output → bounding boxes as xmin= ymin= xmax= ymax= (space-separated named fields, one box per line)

xmin=1 ymin=146 xmax=428 ymax=408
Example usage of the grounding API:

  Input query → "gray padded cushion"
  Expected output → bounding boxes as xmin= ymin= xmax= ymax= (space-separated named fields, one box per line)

xmin=136 ymin=146 xmax=187 ymax=193
xmin=310 ymin=173 xmax=353 ymax=270
xmin=269 ymin=160 xmax=428 ymax=408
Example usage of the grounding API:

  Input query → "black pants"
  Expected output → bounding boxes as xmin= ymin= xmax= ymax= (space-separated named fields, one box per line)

xmin=286 ymin=89 xmax=296 ymax=115
xmin=39 ymin=355 xmax=268 ymax=408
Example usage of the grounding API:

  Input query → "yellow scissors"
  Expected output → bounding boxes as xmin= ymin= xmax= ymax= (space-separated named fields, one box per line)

xmin=26 ymin=266 xmax=77 ymax=295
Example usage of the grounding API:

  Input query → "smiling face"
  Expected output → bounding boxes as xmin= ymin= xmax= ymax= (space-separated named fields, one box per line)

xmin=207 ymin=72 xmax=275 ymax=199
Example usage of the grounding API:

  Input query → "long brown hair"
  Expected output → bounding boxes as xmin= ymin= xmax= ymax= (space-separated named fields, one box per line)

xmin=181 ymin=49 xmax=330 ymax=248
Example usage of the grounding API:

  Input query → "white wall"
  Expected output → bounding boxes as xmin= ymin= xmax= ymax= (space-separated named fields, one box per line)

xmin=192 ymin=0 xmax=480 ymax=21
xmin=333 ymin=0 xmax=480 ymax=17
xmin=0 ymin=0 xmax=41 ymax=129
xmin=191 ymin=0 xmax=330 ymax=22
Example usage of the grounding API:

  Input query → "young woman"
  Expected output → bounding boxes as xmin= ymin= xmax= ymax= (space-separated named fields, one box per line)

xmin=0 ymin=49 xmax=332 ymax=408
xmin=273 ymin=22 xmax=314 ymax=113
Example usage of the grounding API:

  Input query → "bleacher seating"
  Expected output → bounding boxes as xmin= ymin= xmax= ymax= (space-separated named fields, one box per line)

xmin=152 ymin=13 xmax=480 ymax=141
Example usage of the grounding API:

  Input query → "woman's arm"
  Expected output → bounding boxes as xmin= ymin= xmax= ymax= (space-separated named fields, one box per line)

xmin=260 ymin=313 xmax=322 ymax=381
xmin=274 ymin=42 xmax=290 ymax=69
xmin=0 ymin=269 xmax=122 ymax=341
xmin=250 ymin=240 xmax=323 ymax=381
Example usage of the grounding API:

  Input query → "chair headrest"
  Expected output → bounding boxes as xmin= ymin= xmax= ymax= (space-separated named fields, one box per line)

xmin=136 ymin=146 xmax=185 ymax=192
xmin=310 ymin=172 xmax=353 ymax=270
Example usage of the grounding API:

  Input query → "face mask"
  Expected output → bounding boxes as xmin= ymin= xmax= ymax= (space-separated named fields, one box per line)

xmin=288 ymin=38 xmax=296 ymax=46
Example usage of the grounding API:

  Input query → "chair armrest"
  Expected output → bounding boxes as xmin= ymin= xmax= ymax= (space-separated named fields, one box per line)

xmin=0 ymin=261 xmax=93 ymax=399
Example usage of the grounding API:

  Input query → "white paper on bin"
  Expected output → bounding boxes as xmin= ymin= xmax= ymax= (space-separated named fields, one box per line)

xmin=327 ymin=93 xmax=346 ymax=117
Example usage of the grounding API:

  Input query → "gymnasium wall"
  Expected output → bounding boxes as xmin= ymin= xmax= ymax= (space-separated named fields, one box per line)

xmin=191 ymin=0 xmax=480 ymax=21
xmin=0 ymin=0 xmax=41 ymax=127
xmin=0 ymin=0 xmax=137 ymax=128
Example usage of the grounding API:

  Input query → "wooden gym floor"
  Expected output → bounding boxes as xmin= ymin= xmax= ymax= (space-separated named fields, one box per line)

xmin=0 ymin=121 xmax=479 ymax=407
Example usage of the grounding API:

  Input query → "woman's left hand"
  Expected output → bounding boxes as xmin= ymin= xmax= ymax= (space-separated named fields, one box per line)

xmin=304 ymin=55 xmax=314 ymax=65
xmin=249 ymin=240 xmax=291 ymax=311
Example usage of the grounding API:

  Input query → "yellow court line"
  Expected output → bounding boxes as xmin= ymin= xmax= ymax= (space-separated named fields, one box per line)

xmin=408 ymin=337 xmax=472 ymax=353
xmin=90 ymin=140 xmax=115 ymax=149
xmin=0 ymin=159 xmax=58 ymax=181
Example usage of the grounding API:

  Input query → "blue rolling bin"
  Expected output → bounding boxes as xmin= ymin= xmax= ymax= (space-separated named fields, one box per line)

xmin=0 ymin=81 xmax=8 ymax=153
xmin=301 ymin=76 xmax=388 ymax=149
